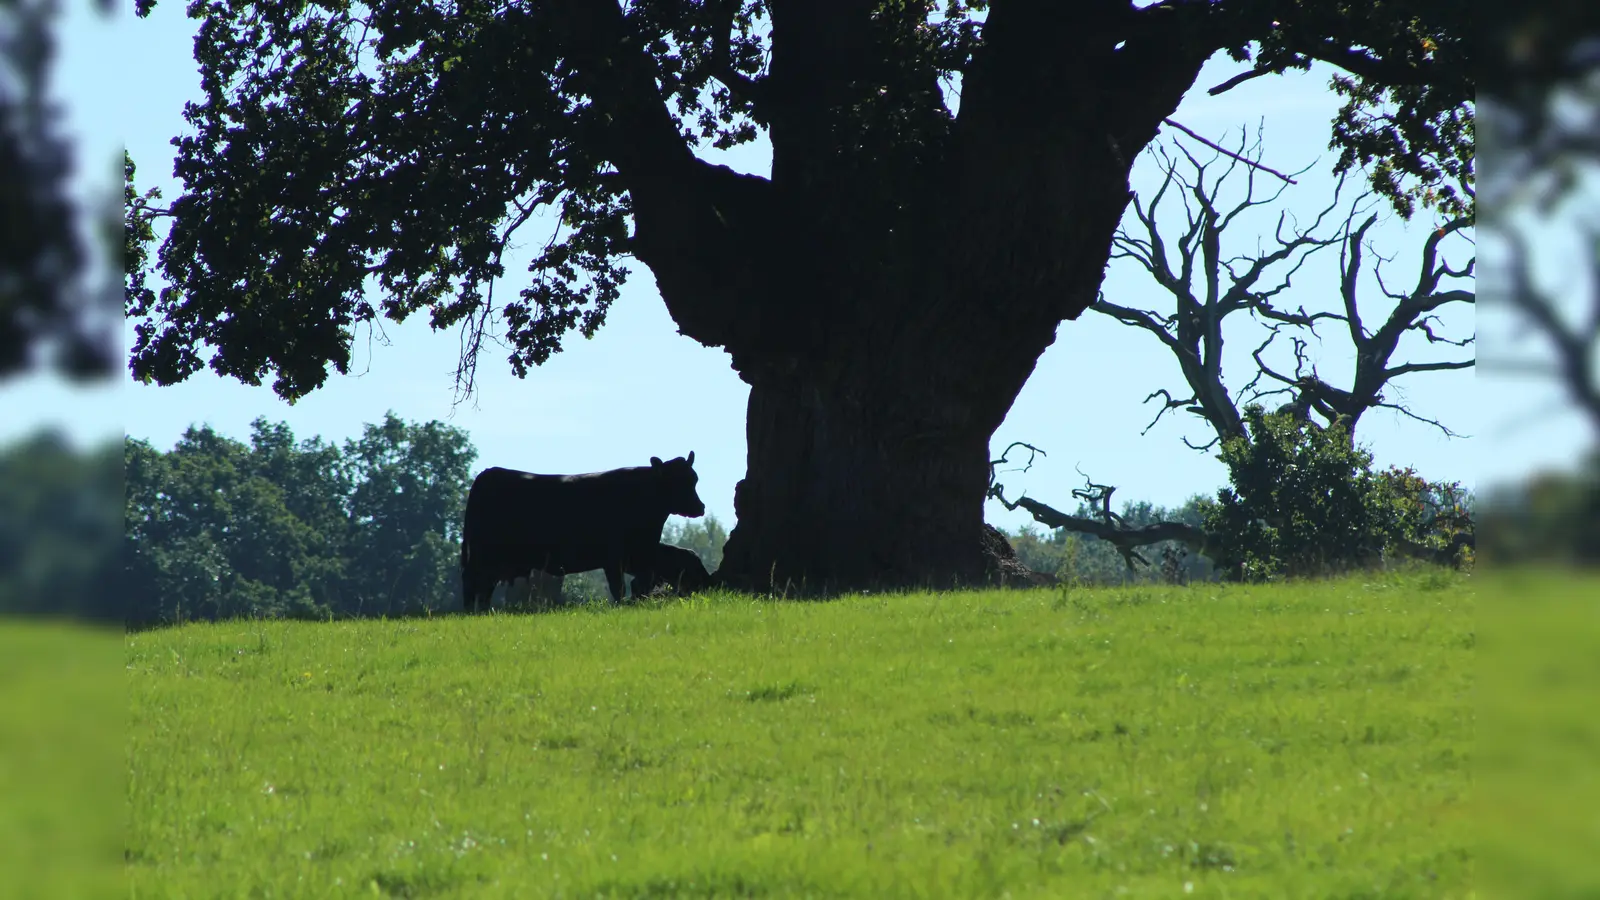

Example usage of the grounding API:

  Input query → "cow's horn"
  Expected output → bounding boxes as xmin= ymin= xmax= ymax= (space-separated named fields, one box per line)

xmin=687 ymin=451 xmax=695 ymax=465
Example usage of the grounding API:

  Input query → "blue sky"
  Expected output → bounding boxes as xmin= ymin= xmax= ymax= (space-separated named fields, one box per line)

xmin=8 ymin=3 xmax=1575 ymax=531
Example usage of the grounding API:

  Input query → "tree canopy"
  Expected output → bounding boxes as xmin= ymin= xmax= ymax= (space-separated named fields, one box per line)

xmin=128 ymin=0 xmax=1472 ymax=400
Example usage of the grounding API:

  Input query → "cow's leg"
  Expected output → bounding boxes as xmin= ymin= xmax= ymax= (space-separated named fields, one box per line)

xmin=463 ymin=567 xmax=485 ymax=613
xmin=630 ymin=571 xmax=658 ymax=599
xmin=464 ymin=569 xmax=496 ymax=614
xmin=603 ymin=564 xmax=626 ymax=604
xmin=504 ymin=575 xmax=533 ymax=611
xmin=528 ymin=568 xmax=565 ymax=609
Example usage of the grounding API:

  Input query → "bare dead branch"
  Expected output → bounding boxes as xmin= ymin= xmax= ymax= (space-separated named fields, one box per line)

xmin=1070 ymin=466 xmax=1124 ymax=528
xmin=1182 ymin=434 xmax=1222 ymax=452
xmin=450 ymin=194 xmax=558 ymax=406
xmin=987 ymin=485 xmax=1212 ymax=574
xmin=1247 ymin=327 xmax=1304 ymax=391
xmin=1162 ymin=117 xmax=1299 ymax=184
xmin=1139 ymin=388 xmax=1203 ymax=435
xmin=1246 ymin=303 xmax=1346 ymax=332
xmin=1101 ymin=125 xmax=1473 ymax=456
xmin=1094 ymin=296 xmax=1187 ymax=355
xmin=988 ymin=441 xmax=1048 ymax=481
xmin=1372 ymin=399 xmax=1467 ymax=438
xmin=986 ymin=441 xmax=1049 ymax=510
xmin=1385 ymin=359 xmax=1475 ymax=378
xmin=1410 ymin=313 xmax=1474 ymax=347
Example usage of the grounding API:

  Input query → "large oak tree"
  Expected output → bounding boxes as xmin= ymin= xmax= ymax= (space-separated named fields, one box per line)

xmin=126 ymin=0 xmax=1471 ymax=593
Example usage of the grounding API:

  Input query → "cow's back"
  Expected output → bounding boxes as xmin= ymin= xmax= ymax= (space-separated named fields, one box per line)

xmin=463 ymin=465 xmax=668 ymax=570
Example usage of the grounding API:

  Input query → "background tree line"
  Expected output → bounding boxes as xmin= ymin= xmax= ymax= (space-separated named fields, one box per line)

xmin=7 ymin=411 xmax=1591 ymax=629
xmin=122 ymin=413 xmax=474 ymax=627
xmin=119 ymin=412 xmax=729 ymax=627
xmin=6 ymin=418 xmax=1496 ymax=631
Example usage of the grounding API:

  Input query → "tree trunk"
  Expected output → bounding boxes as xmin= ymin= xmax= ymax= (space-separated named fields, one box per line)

xmin=716 ymin=367 xmax=998 ymax=593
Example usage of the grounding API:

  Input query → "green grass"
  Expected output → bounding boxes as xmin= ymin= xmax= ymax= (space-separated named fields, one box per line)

xmin=0 ymin=620 xmax=124 ymax=899
xmin=128 ymin=571 xmax=1476 ymax=898
xmin=1476 ymin=567 xmax=1600 ymax=899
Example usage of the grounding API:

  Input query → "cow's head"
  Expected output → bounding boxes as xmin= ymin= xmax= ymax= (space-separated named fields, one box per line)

xmin=650 ymin=451 xmax=706 ymax=517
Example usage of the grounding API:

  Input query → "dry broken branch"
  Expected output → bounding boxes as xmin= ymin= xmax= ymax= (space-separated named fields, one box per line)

xmin=1099 ymin=125 xmax=1473 ymax=450
xmin=986 ymin=446 xmax=1210 ymax=574
xmin=1162 ymin=117 xmax=1299 ymax=184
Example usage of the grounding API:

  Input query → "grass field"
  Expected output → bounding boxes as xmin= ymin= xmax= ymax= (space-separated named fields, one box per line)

xmin=0 ymin=621 xmax=123 ymax=899
xmin=127 ymin=570 xmax=1477 ymax=898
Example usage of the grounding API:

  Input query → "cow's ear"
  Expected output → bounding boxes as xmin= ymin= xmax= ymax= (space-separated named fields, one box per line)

xmin=651 ymin=456 xmax=663 ymax=467
xmin=687 ymin=451 xmax=695 ymax=466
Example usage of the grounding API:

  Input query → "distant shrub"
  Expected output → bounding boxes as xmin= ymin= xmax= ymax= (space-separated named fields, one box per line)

xmin=1199 ymin=405 xmax=1465 ymax=581
xmin=1478 ymin=451 xmax=1600 ymax=567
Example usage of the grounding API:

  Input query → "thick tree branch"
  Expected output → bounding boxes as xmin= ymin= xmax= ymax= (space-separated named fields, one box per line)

xmin=1385 ymin=359 xmax=1474 ymax=378
xmin=1207 ymin=65 xmax=1283 ymax=96
xmin=1285 ymin=38 xmax=1435 ymax=88
xmin=547 ymin=0 xmax=780 ymax=357
xmin=708 ymin=0 xmax=768 ymax=110
xmin=1328 ymin=209 xmax=1475 ymax=432
xmin=1003 ymin=495 xmax=1210 ymax=573
xmin=1093 ymin=296 xmax=1186 ymax=356
xmin=551 ymin=0 xmax=700 ymax=199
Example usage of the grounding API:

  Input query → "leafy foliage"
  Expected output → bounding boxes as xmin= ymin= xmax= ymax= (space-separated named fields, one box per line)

xmin=0 ymin=432 xmax=121 ymax=621
xmin=1478 ymin=454 xmax=1600 ymax=568
xmin=125 ymin=425 xmax=343 ymax=624
xmin=342 ymin=415 xmax=477 ymax=616
xmin=1210 ymin=0 xmax=1473 ymax=220
xmin=127 ymin=0 xmax=792 ymax=397
xmin=124 ymin=151 xmax=162 ymax=331
xmin=123 ymin=414 xmax=476 ymax=628
xmin=1199 ymin=405 xmax=1462 ymax=581
xmin=126 ymin=0 xmax=1474 ymax=401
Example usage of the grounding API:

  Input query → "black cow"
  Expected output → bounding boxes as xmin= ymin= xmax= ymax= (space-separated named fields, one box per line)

xmin=629 ymin=543 xmax=713 ymax=598
xmin=460 ymin=453 xmax=706 ymax=612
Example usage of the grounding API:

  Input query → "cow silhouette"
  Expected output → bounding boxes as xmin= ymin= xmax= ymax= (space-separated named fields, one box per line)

xmin=460 ymin=453 xmax=705 ymax=611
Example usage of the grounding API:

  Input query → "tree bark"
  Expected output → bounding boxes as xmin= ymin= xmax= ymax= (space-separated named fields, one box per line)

xmin=716 ymin=364 xmax=998 ymax=593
